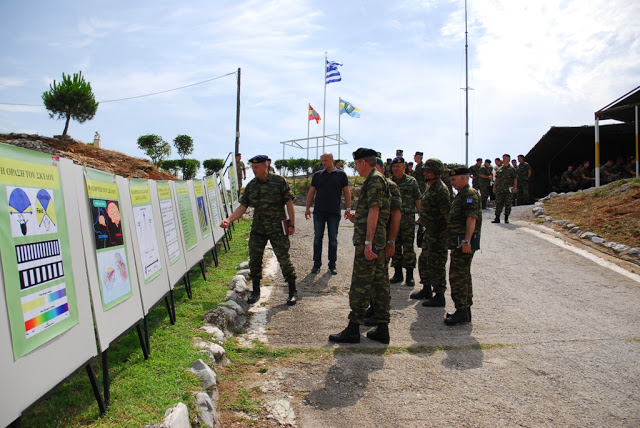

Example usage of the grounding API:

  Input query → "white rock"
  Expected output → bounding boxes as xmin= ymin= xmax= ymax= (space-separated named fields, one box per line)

xmin=628 ymin=247 xmax=640 ymax=256
xmin=228 ymin=275 xmax=248 ymax=291
xmin=613 ymin=244 xmax=630 ymax=253
xmin=163 ymin=402 xmax=190 ymax=428
xmin=219 ymin=300 xmax=244 ymax=315
xmin=190 ymin=359 xmax=217 ymax=389
xmin=195 ymin=392 xmax=221 ymax=428
xmin=199 ymin=325 xmax=225 ymax=342
xmin=591 ymin=236 xmax=605 ymax=244
xmin=569 ymin=226 xmax=580 ymax=234
xmin=580 ymin=232 xmax=595 ymax=239
xmin=236 ymin=268 xmax=251 ymax=279
xmin=267 ymin=398 xmax=296 ymax=426
xmin=236 ymin=260 xmax=249 ymax=269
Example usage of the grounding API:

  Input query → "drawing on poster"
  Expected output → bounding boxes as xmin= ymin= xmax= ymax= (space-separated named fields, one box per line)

xmin=8 ymin=186 xmax=59 ymax=237
xmin=97 ymin=248 xmax=131 ymax=305
xmin=133 ymin=205 xmax=161 ymax=279
xmin=35 ymin=189 xmax=57 ymax=231
xmin=197 ymin=195 xmax=208 ymax=231
xmin=16 ymin=239 xmax=64 ymax=290
xmin=21 ymin=282 xmax=70 ymax=339
xmin=159 ymin=197 xmax=181 ymax=264
xmin=8 ymin=187 xmax=33 ymax=236
xmin=92 ymin=199 xmax=123 ymax=248
xmin=205 ymin=177 xmax=221 ymax=226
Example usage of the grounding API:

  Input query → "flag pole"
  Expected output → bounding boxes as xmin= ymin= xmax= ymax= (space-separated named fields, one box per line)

xmin=338 ymin=97 xmax=341 ymax=161
xmin=322 ymin=51 xmax=327 ymax=152
xmin=307 ymin=103 xmax=310 ymax=160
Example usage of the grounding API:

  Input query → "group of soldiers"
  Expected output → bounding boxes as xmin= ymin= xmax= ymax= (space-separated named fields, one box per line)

xmin=556 ymin=155 xmax=637 ymax=193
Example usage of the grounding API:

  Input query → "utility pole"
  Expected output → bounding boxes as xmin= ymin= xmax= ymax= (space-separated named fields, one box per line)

xmin=235 ymin=67 xmax=241 ymax=155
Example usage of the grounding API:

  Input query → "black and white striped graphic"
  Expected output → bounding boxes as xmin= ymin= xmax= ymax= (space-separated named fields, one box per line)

xmin=15 ymin=240 xmax=64 ymax=290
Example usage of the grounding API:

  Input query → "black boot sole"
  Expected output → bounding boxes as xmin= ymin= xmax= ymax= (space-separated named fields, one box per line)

xmin=366 ymin=330 xmax=390 ymax=344
xmin=328 ymin=334 xmax=360 ymax=343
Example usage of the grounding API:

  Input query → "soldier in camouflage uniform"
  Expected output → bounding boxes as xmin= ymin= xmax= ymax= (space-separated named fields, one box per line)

xmin=221 ymin=155 xmax=297 ymax=306
xmin=443 ymin=167 xmax=482 ymax=325
xmin=492 ymin=154 xmax=517 ymax=224
xmin=329 ymin=148 xmax=391 ymax=344
xmin=516 ymin=154 xmax=532 ymax=205
xmin=236 ymin=153 xmax=246 ymax=198
xmin=442 ymin=163 xmax=454 ymax=201
xmin=413 ymin=151 xmax=426 ymax=248
xmin=479 ymin=159 xmax=493 ymax=210
xmin=389 ymin=156 xmax=422 ymax=287
xmin=469 ymin=158 xmax=483 ymax=191
xmin=411 ymin=159 xmax=451 ymax=304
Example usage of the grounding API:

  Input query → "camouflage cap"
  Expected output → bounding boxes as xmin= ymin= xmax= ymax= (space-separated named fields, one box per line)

xmin=424 ymin=158 xmax=444 ymax=175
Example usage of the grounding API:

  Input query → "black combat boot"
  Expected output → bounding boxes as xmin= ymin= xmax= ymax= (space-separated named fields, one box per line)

xmin=492 ymin=216 xmax=500 ymax=223
xmin=366 ymin=323 xmax=390 ymax=344
xmin=247 ymin=280 xmax=261 ymax=304
xmin=329 ymin=321 xmax=361 ymax=343
xmin=364 ymin=305 xmax=376 ymax=326
xmin=444 ymin=308 xmax=471 ymax=325
xmin=504 ymin=215 xmax=509 ymax=224
xmin=405 ymin=268 xmax=415 ymax=287
xmin=410 ymin=285 xmax=433 ymax=300
xmin=389 ymin=267 xmax=403 ymax=284
xmin=446 ymin=307 xmax=471 ymax=321
xmin=422 ymin=292 xmax=445 ymax=307
xmin=286 ymin=280 xmax=297 ymax=306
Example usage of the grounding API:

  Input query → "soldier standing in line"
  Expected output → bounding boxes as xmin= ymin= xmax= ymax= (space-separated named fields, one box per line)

xmin=492 ymin=154 xmax=517 ymax=224
xmin=221 ymin=155 xmax=298 ymax=306
xmin=411 ymin=159 xmax=451 ymax=303
xmin=442 ymin=167 xmax=481 ymax=325
xmin=442 ymin=163 xmax=454 ymax=201
xmin=516 ymin=154 xmax=532 ymax=205
xmin=413 ymin=151 xmax=426 ymax=247
xmin=479 ymin=159 xmax=493 ymax=210
xmin=389 ymin=156 xmax=422 ymax=287
xmin=329 ymin=148 xmax=391 ymax=344
xmin=469 ymin=158 xmax=483 ymax=192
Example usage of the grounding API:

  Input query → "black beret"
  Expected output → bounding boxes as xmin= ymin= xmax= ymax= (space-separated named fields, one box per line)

xmin=352 ymin=148 xmax=377 ymax=160
xmin=386 ymin=158 xmax=392 ymax=162
xmin=391 ymin=156 xmax=405 ymax=164
xmin=396 ymin=149 xmax=404 ymax=156
xmin=450 ymin=167 xmax=470 ymax=176
xmin=415 ymin=151 xmax=423 ymax=156
xmin=248 ymin=155 xmax=268 ymax=164
xmin=376 ymin=151 xmax=382 ymax=158
xmin=484 ymin=159 xmax=492 ymax=163
xmin=476 ymin=157 xmax=483 ymax=162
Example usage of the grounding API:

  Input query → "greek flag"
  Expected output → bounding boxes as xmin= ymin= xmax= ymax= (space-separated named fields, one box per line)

xmin=340 ymin=98 xmax=361 ymax=118
xmin=326 ymin=60 xmax=342 ymax=84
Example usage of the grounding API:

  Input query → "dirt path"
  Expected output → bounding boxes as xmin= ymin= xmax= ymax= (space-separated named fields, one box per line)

xmin=241 ymin=205 xmax=640 ymax=427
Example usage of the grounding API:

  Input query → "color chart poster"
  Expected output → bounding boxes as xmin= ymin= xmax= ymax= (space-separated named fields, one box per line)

xmin=193 ymin=179 xmax=210 ymax=239
xmin=84 ymin=168 xmax=132 ymax=310
xmin=229 ymin=157 xmax=239 ymax=206
xmin=204 ymin=175 xmax=221 ymax=227
xmin=175 ymin=180 xmax=198 ymax=251
xmin=129 ymin=179 xmax=162 ymax=283
xmin=0 ymin=144 xmax=79 ymax=360
xmin=157 ymin=181 xmax=181 ymax=265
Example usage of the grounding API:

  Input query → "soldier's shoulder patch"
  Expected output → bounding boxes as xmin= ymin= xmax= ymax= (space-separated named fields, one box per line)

xmin=466 ymin=198 xmax=473 ymax=204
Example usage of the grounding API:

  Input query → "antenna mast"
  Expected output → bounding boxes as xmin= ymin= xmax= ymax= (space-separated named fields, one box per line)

xmin=464 ymin=0 xmax=469 ymax=166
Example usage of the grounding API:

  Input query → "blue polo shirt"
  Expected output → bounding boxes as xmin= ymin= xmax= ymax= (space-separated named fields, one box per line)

xmin=311 ymin=168 xmax=349 ymax=215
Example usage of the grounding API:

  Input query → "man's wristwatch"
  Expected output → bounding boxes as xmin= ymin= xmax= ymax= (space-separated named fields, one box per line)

xmin=387 ymin=240 xmax=395 ymax=245
xmin=461 ymin=239 xmax=470 ymax=244
xmin=364 ymin=240 xmax=372 ymax=245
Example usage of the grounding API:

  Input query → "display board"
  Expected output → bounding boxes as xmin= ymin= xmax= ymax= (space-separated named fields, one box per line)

xmin=172 ymin=180 xmax=205 ymax=270
xmin=78 ymin=166 xmax=143 ymax=351
xmin=204 ymin=174 xmax=226 ymax=244
xmin=125 ymin=177 xmax=172 ymax=314
xmin=0 ymin=150 xmax=97 ymax=426
xmin=229 ymin=157 xmax=239 ymax=208
xmin=218 ymin=172 xmax=233 ymax=219
xmin=151 ymin=180 xmax=187 ymax=288
xmin=192 ymin=178 xmax=215 ymax=257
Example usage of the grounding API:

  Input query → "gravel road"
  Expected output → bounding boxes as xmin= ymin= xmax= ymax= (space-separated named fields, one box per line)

xmin=245 ymin=204 xmax=640 ymax=427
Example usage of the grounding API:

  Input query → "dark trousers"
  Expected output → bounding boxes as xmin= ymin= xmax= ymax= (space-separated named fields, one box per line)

xmin=313 ymin=212 xmax=340 ymax=269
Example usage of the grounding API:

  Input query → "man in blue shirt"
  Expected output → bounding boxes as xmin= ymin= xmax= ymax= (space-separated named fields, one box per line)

xmin=305 ymin=152 xmax=351 ymax=275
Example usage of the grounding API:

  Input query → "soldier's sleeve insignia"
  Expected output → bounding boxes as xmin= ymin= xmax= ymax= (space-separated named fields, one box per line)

xmin=466 ymin=198 xmax=473 ymax=203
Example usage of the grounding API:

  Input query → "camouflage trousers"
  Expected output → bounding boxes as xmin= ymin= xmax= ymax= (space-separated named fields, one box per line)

xmin=449 ymin=249 xmax=474 ymax=309
xmin=480 ymin=184 xmax=491 ymax=208
xmin=391 ymin=218 xmax=417 ymax=268
xmin=249 ymin=227 xmax=296 ymax=283
xmin=495 ymin=191 xmax=513 ymax=217
xmin=349 ymin=245 xmax=391 ymax=325
xmin=418 ymin=234 xmax=449 ymax=293
xmin=517 ymin=182 xmax=529 ymax=205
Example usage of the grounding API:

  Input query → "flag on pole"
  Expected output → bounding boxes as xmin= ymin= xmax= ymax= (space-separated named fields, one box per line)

xmin=339 ymin=98 xmax=361 ymax=118
xmin=309 ymin=104 xmax=321 ymax=123
xmin=326 ymin=60 xmax=342 ymax=84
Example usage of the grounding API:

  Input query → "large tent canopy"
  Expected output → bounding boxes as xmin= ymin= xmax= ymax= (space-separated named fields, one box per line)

xmin=596 ymin=85 xmax=640 ymax=123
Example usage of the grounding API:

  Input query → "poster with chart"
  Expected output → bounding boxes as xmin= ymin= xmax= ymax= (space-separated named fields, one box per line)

xmin=205 ymin=175 xmax=222 ymax=227
xmin=129 ymin=178 xmax=162 ymax=283
xmin=157 ymin=180 xmax=181 ymax=265
xmin=0 ymin=144 xmax=79 ymax=359
xmin=85 ymin=168 xmax=132 ymax=310
xmin=229 ymin=157 xmax=239 ymax=206
xmin=175 ymin=180 xmax=198 ymax=251
xmin=193 ymin=178 xmax=210 ymax=239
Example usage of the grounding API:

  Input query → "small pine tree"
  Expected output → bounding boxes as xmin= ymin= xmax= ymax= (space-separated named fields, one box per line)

xmin=42 ymin=71 xmax=99 ymax=136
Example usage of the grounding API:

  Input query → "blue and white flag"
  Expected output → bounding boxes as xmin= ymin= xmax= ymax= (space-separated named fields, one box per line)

xmin=339 ymin=98 xmax=361 ymax=118
xmin=326 ymin=60 xmax=342 ymax=84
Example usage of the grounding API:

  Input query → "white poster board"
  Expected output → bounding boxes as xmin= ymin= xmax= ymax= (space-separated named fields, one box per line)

xmin=79 ymin=166 xmax=144 ymax=352
xmin=124 ymin=177 xmax=172 ymax=315
xmin=172 ymin=180 xmax=205 ymax=271
xmin=151 ymin=180 xmax=187 ymax=289
xmin=229 ymin=157 xmax=240 ymax=209
xmin=191 ymin=178 xmax=215 ymax=257
xmin=0 ymin=153 xmax=97 ymax=427
xmin=204 ymin=174 xmax=226 ymax=244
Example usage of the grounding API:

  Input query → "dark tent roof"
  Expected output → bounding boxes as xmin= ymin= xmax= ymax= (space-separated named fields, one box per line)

xmin=524 ymin=123 xmax=636 ymax=197
xmin=595 ymin=85 xmax=640 ymax=123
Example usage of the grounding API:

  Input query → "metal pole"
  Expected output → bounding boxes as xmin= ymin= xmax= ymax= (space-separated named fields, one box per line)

xmin=636 ymin=105 xmax=639 ymax=177
xmin=594 ymin=116 xmax=600 ymax=187
xmin=323 ymin=52 xmax=327 ymax=152
xmin=464 ymin=0 xmax=469 ymax=166
xmin=338 ymin=97 xmax=341 ymax=161
xmin=307 ymin=103 xmax=310 ymax=160
xmin=235 ymin=68 xmax=241 ymax=156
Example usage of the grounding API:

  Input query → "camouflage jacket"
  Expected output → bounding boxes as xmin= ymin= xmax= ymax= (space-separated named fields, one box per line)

xmin=387 ymin=178 xmax=402 ymax=230
xmin=413 ymin=161 xmax=426 ymax=193
xmin=240 ymin=173 xmax=293 ymax=229
xmin=353 ymin=169 xmax=390 ymax=249
xmin=517 ymin=162 xmax=532 ymax=182
xmin=419 ymin=179 xmax=451 ymax=239
xmin=446 ymin=184 xmax=481 ymax=249
xmin=495 ymin=164 xmax=517 ymax=193
xmin=391 ymin=173 xmax=421 ymax=217
xmin=479 ymin=165 xmax=493 ymax=187
xmin=469 ymin=164 xmax=482 ymax=187
xmin=442 ymin=170 xmax=454 ymax=198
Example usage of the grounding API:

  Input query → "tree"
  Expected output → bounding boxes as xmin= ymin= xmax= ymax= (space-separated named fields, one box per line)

xmin=275 ymin=159 xmax=289 ymax=176
xmin=203 ymin=158 xmax=224 ymax=176
xmin=137 ymin=134 xmax=171 ymax=167
xmin=180 ymin=159 xmax=200 ymax=180
xmin=42 ymin=71 xmax=99 ymax=136
xmin=173 ymin=134 xmax=194 ymax=159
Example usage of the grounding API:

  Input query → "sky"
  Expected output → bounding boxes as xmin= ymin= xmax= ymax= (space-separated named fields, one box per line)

xmin=1 ymin=0 xmax=639 ymax=179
